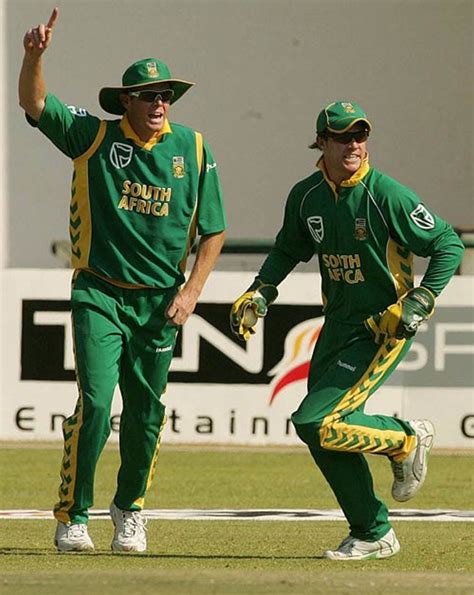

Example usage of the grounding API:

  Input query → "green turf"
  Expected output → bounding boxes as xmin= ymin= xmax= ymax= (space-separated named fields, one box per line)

xmin=1 ymin=444 xmax=473 ymax=510
xmin=0 ymin=445 xmax=473 ymax=594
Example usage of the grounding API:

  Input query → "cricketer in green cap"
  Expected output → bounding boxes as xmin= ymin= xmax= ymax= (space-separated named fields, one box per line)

xmin=229 ymin=89 xmax=464 ymax=561
xmin=316 ymin=101 xmax=372 ymax=134
xmin=99 ymin=58 xmax=194 ymax=115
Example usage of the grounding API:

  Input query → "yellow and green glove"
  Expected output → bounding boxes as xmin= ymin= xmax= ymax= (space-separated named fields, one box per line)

xmin=230 ymin=279 xmax=279 ymax=341
xmin=365 ymin=286 xmax=435 ymax=344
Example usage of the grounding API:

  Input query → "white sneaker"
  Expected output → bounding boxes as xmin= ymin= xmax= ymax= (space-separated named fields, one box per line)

xmin=391 ymin=419 xmax=435 ymax=502
xmin=323 ymin=528 xmax=400 ymax=560
xmin=54 ymin=521 xmax=94 ymax=552
xmin=110 ymin=502 xmax=147 ymax=552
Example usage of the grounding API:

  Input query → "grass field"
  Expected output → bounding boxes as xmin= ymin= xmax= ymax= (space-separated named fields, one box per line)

xmin=1 ymin=443 xmax=473 ymax=594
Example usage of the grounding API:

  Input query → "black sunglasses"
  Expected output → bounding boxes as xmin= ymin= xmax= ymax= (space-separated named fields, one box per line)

xmin=325 ymin=129 xmax=370 ymax=144
xmin=128 ymin=89 xmax=175 ymax=104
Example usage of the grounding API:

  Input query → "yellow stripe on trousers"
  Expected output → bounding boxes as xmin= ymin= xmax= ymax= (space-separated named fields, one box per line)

xmin=133 ymin=414 xmax=168 ymax=510
xmin=318 ymin=337 xmax=414 ymax=458
xmin=53 ymin=308 xmax=84 ymax=523
xmin=320 ymin=421 xmax=415 ymax=459
xmin=322 ymin=338 xmax=406 ymax=428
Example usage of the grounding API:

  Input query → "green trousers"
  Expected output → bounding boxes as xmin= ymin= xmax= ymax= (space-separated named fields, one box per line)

xmin=291 ymin=318 xmax=415 ymax=541
xmin=54 ymin=271 xmax=178 ymax=524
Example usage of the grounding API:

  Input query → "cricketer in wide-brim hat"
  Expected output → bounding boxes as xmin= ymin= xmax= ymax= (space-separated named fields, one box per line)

xmin=99 ymin=58 xmax=195 ymax=115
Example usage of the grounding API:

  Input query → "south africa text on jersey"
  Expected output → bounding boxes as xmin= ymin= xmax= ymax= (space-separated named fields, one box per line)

xmin=117 ymin=180 xmax=172 ymax=217
xmin=322 ymin=253 xmax=365 ymax=284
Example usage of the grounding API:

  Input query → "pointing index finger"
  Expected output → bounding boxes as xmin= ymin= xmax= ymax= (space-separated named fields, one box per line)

xmin=47 ymin=7 xmax=59 ymax=29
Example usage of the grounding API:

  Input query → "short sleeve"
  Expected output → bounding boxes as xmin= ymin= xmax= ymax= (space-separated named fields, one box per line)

xmin=26 ymin=93 xmax=101 ymax=160
xmin=196 ymin=139 xmax=227 ymax=235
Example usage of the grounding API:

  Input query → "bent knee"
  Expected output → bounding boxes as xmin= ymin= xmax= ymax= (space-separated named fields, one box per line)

xmin=292 ymin=417 xmax=323 ymax=449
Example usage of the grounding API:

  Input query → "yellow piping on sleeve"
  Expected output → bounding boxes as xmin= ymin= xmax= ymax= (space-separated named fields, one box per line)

xmin=195 ymin=131 xmax=204 ymax=174
xmin=74 ymin=120 xmax=107 ymax=163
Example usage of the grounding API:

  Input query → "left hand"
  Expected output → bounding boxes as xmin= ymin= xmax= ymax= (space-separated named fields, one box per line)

xmin=230 ymin=279 xmax=278 ymax=341
xmin=365 ymin=286 xmax=435 ymax=344
xmin=165 ymin=286 xmax=199 ymax=326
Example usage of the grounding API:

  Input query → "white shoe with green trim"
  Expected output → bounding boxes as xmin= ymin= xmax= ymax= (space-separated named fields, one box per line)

xmin=54 ymin=521 xmax=94 ymax=552
xmin=110 ymin=502 xmax=147 ymax=552
xmin=323 ymin=528 xmax=400 ymax=560
xmin=391 ymin=419 xmax=435 ymax=502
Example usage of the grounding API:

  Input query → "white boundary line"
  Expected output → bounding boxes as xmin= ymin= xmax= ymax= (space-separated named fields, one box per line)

xmin=1 ymin=509 xmax=473 ymax=522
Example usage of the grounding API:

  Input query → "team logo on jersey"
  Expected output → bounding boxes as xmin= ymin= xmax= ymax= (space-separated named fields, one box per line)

xmin=409 ymin=204 xmax=435 ymax=230
xmin=110 ymin=143 xmax=134 ymax=169
xmin=147 ymin=62 xmax=159 ymax=77
xmin=307 ymin=216 xmax=324 ymax=243
xmin=173 ymin=156 xmax=185 ymax=178
xmin=341 ymin=102 xmax=356 ymax=114
xmin=354 ymin=218 xmax=368 ymax=241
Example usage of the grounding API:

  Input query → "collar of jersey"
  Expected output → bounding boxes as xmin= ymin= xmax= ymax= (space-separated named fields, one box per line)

xmin=317 ymin=154 xmax=370 ymax=193
xmin=119 ymin=114 xmax=172 ymax=150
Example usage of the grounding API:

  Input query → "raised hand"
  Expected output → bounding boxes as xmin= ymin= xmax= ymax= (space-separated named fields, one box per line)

xmin=23 ymin=7 xmax=59 ymax=56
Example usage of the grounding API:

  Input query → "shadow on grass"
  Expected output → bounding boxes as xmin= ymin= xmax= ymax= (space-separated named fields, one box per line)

xmin=0 ymin=547 xmax=324 ymax=560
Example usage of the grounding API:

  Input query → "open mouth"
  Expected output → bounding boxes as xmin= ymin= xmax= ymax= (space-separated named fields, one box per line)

xmin=343 ymin=154 xmax=360 ymax=164
xmin=148 ymin=112 xmax=163 ymax=124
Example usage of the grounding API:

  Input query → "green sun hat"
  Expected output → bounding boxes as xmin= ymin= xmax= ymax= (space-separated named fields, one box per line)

xmin=316 ymin=101 xmax=372 ymax=134
xmin=99 ymin=58 xmax=195 ymax=115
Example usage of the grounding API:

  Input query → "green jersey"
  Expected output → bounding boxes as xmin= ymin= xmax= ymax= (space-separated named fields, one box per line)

xmin=260 ymin=157 xmax=464 ymax=323
xmin=30 ymin=93 xmax=226 ymax=288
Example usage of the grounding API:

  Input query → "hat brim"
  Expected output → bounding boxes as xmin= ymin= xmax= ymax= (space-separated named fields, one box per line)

xmin=326 ymin=117 xmax=372 ymax=133
xmin=98 ymin=79 xmax=195 ymax=115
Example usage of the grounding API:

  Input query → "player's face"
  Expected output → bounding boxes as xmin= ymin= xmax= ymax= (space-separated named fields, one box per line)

xmin=319 ymin=124 xmax=368 ymax=185
xmin=122 ymin=85 xmax=172 ymax=140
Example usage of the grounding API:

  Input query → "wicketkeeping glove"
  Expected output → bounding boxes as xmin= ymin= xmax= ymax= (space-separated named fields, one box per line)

xmin=230 ymin=278 xmax=279 ymax=341
xmin=364 ymin=286 xmax=435 ymax=344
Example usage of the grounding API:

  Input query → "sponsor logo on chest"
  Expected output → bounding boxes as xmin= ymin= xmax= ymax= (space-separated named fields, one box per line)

xmin=110 ymin=142 xmax=134 ymax=169
xmin=307 ymin=216 xmax=324 ymax=243
xmin=109 ymin=144 xmax=188 ymax=183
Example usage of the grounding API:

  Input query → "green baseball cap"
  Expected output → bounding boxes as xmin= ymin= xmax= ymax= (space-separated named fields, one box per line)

xmin=99 ymin=58 xmax=195 ymax=115
xmin=316 ymin=101 xmax=372 ymax=134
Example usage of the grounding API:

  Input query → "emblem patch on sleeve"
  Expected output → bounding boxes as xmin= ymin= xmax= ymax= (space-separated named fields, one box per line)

xmin=409 ymin=204 xmax=435 ymax=230
xmin=173 ymin=156 xmax=185 ymax=178
xmin=307 ymin=216 xmax=324 ymax=243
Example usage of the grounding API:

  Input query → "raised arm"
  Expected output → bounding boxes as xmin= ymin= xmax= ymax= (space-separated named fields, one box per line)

xmin=19 ymin=7 xmax=59 ymax=120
